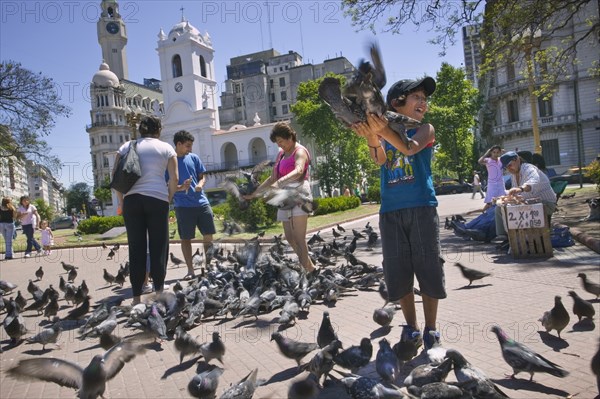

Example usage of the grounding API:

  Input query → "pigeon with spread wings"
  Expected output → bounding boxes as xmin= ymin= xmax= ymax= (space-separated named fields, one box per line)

xmin=318 ymin=42 xmax=420 ymax=149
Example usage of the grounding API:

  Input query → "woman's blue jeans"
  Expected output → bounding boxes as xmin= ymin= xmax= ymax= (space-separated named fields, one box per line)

xmin=22 ymin=224 xmax=41 ymax=254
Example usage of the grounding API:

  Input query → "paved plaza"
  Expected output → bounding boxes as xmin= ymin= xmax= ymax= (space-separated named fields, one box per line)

xmin=1 ymin=194 xmax=599 ymax=398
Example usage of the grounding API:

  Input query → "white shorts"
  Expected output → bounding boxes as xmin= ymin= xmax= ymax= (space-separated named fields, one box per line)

xmin=277 ymin=205 xmax=309 ymax=222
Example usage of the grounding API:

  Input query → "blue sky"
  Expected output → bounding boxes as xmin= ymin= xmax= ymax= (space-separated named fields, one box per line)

xmin=1 ymin=1 xmax=468 ymax=187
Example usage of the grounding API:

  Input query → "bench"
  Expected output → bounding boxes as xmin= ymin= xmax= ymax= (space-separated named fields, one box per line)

xmin=550 ymin=180 xmax=569 ymax=201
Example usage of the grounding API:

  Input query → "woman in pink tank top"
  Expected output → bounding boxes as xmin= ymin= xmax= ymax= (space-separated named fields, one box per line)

xmin=247 ymin=122 xmax=317 ymax=276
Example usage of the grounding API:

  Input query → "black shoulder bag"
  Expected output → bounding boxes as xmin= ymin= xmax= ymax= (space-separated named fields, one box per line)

xmin=110 ymin=140 xmax=142 ymax=194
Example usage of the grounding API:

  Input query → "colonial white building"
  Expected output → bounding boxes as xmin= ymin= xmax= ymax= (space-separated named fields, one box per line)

xmin=464 ymin=1 xmax=600 ymax=171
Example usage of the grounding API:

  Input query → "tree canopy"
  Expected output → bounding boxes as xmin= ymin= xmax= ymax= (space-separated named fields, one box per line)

xmin=291 ymin=74 xmax=376 ymax=196
xmin=342 ymin=0 xmax=599 ymax=94
xmin=65 ymin=182 xmax=91 ymax=216
xmin=426 ymin=63 xmax=481 ymax=182
xmin=0 ymin=61 xmax=71 ymax=171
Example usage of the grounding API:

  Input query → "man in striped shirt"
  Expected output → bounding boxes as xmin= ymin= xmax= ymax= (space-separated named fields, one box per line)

xmin=494 ymin=151 xmax=557 ymax=239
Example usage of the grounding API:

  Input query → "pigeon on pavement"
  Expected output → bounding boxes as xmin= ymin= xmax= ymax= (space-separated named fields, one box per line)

xmin=407 ymin=382 xmax=463 ymax=399
xmin=538 ymin=295 xmax=570 ymax=339
xmin=287 ymin=374 xmax=319 ymax=399
xmin=454 ymin=262 xmax=491 ymax=286
xmin=8 ymin=341 xmax=144 ymax=399
xmin=219 ymin=367 xmax=260 ymax=399
xmin=61 ymin=261 xmax=78 ymax=273
xmin=26 ymin=317 xmax=62 ymax=350
xmin=199 ymin=331 xmax=225 ymax=364
xmin=35 ymin=266 xmax=44 ymax=281
xmin=491 ymin=325 xmax=569 ymax=380
xmin=339 ymin=373 xmax=404 ymax=399
xmin=403 ymin=357 xmax=453 ymax=387
xmin=317 ymin=311 xmax=337 ymax=349
xmin=4 ymin=301 xmax=28 ymax=343
xmin=271 ymin=332 xmax=318 ymax=366
xmin=577 ymin=273 xmax=600 ymax=299
xmin=300 ymin=340 xmax=343 ymax=385
xmin=187 ymin=365 xmax=223 ymax=398
xmin=393 ymin=325 xmax=422 ymax=362
xmin=334 ymin=337 xmax=372 ymax=373
xmin=567 ymin=290 xmax=595 ymax=321
xmin=445 ymin=349 xmax=509 ymax=398
xmin=375 ymin=338 xmax=399 ymax=383
xmin=170 ymin=252 xmax=185 ymax=268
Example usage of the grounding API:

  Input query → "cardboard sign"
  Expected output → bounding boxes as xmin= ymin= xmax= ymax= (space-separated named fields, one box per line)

xmin=504 ymin=203 xmax=545 ymax=229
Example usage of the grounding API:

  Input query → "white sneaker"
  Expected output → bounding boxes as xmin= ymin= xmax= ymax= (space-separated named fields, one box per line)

xmin=141 ymin=283 xmax=153 ymax=294
xmin=36 ymin=250 xmax=43 ymax=256
xmin=24 ymin=253 xmax=31 ymax=258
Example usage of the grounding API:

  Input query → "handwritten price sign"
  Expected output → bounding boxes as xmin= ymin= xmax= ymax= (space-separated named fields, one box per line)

xmin=505 ymin=203 xmax=545 ymax=229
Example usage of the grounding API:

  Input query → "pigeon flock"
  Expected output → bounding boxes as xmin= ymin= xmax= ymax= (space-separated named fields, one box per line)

xmin=1 ymin=216 xmax=599 ymax=398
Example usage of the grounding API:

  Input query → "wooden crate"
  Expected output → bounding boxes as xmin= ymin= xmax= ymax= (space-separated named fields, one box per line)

xmin=501 ymin=203 xmax=553 ymax=259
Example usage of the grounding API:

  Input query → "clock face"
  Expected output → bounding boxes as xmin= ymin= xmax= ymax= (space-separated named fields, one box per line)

xmin=106 ymin=22 xmax=119 ymax=34
xmin=174 ymin=82 xmax=183 ymax=92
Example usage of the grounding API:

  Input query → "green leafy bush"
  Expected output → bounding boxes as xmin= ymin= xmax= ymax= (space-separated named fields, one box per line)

xmin=313 ymin=196 xmax=360 ymax=215
xmin=367 ymin=186 xmax=381 ymax=203
xmin=78 ymin=216 xmax=124 ymax=234
xmin=585 ymin=160 xmax=600 ymax=193
xmin=225 ymin=195 xmax=277 ymax=231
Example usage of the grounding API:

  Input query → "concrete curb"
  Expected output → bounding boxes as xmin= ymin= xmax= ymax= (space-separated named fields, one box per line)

xmin=553 ymin=222 xmax=600 ymax=254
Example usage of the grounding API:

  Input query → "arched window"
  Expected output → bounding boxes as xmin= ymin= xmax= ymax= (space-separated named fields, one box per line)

xmin=172 ymin=54 xmax=183 ymax=78
xmin=199 ymin=55 xmax=207 ymax=78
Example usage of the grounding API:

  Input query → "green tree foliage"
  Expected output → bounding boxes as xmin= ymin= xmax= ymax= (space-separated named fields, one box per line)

xmin=291 ymin=74 xmax=377 ymax=196
xmin=32 ymin=199 xmax=54 ymax=224
xmin=0 ymin=61 xmax=71 ymax=172
xmin=426 ymin=63 xmax=480 ymax=182
xmin=66 ymin=182 xmax=92 ymax=216
xmin=341 ymin=1 xmax=598 ymax=83
xmin=94 ymin=176 xmax=112 ymax=216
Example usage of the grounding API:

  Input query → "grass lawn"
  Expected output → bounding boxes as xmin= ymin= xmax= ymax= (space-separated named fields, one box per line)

xmin=7 ymin=203 xmax=381 ymax=251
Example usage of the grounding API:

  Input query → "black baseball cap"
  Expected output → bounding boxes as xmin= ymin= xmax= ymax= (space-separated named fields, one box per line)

xmin=386 ymin=77 xmax=436 ymax=107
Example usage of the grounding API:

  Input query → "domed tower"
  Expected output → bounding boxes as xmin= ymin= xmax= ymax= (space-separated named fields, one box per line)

xmin=97 ymin=0 xmax=128 ymax=80
xmin=157 ymin=16 xmax=220 ymax=147
xmin=86 ymin=62 xmax=130 ymax=188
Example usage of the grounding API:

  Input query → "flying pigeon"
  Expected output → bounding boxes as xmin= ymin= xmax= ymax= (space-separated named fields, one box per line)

xmin=7 ymin=341 xmax=144 ymax=399
xmin=318 ymin=42 xmax=420 ymax=149
xmin=490 ymin=325 xmax=569 ymax=380
xmin=372 ymin=306 xmax=395 ymax=327
xmin=219 ymin=367 xmax=260 ymax=399
xmin=174 ymin=326 xmax=202 ymax=364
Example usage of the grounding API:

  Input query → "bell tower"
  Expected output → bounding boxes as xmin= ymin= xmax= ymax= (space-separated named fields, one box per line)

xmin=97 ymin=0 xmax=128 ymax=80
xmin=157 ymin=17 xmax=220 ymax=132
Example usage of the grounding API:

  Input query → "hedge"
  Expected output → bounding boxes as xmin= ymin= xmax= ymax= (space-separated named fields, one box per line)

xmin=77 ymin=215 xmax=125 ymax=234
xmin=313 ymin=196 xmax=360 ymax=215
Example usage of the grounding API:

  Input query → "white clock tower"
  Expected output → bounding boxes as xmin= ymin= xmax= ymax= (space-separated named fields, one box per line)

xmin=157 ymin=16 xmax=220 ymax=160
xmin=97 ymin=0 xmax=128 ymax=80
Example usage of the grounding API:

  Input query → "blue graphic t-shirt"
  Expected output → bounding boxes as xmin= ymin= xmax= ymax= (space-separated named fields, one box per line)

xmin=379 ymin=129 xmax=437 ymax=213
xmin=168 ymin=153 xmax=210 ymax=208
